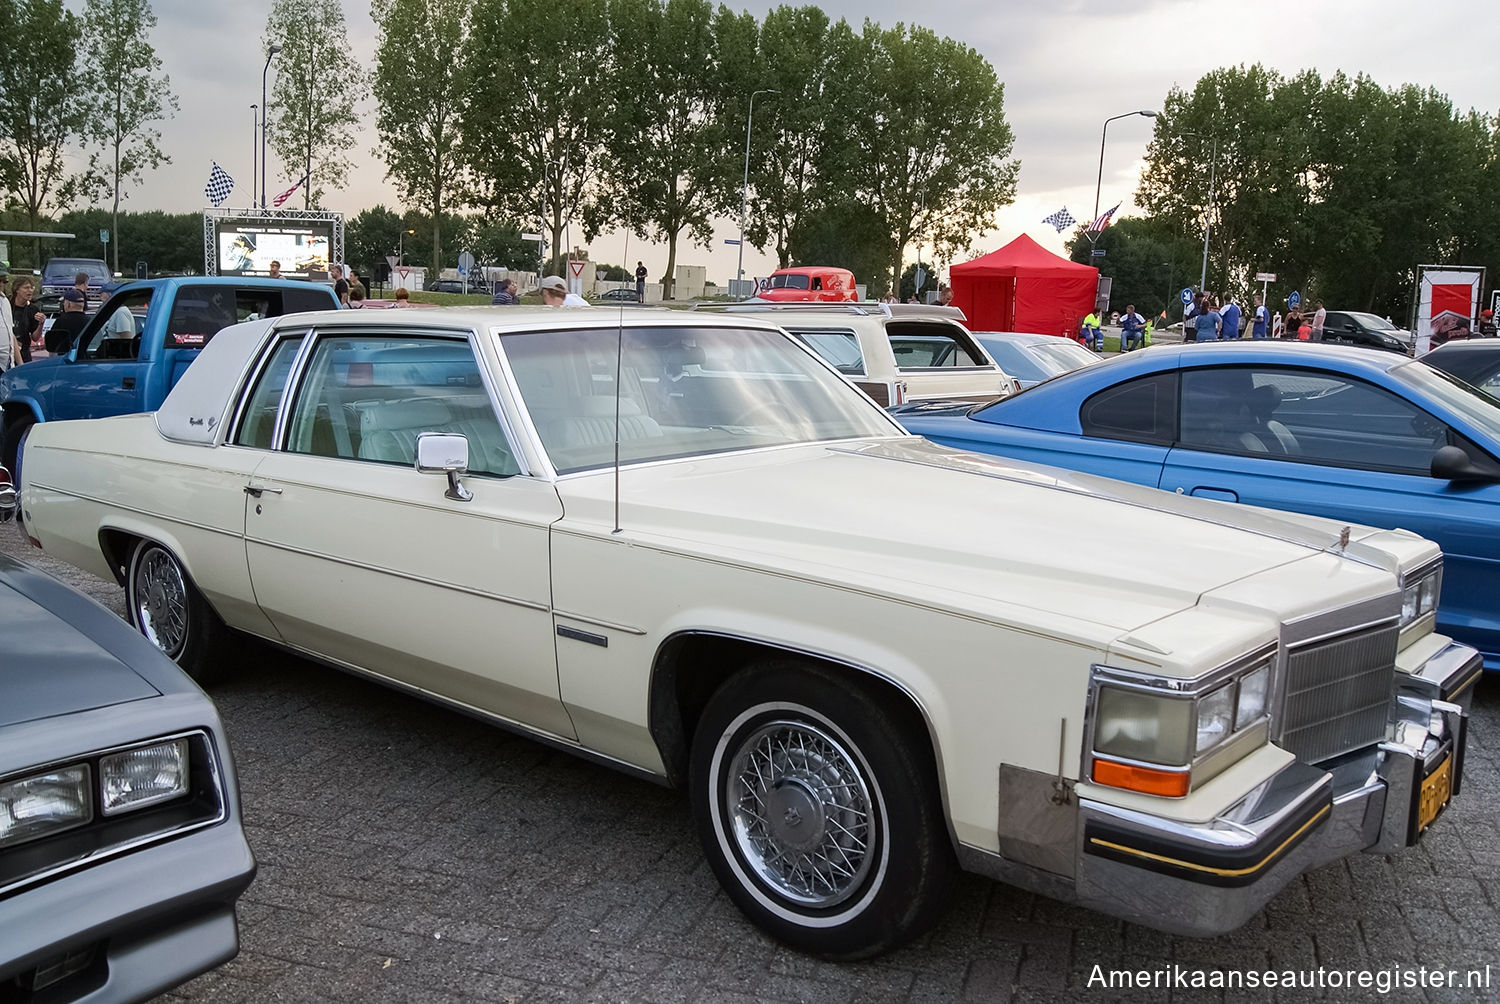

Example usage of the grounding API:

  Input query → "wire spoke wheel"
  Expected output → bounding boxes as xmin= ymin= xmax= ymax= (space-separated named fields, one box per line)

xmin=132 ymin=545 xmax=190 ymax=659
xmin=726 ymin=719 xmax=875 ymax=909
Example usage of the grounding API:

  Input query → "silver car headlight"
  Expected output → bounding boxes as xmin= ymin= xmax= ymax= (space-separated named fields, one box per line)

xmin=0 ymin=766 xmax=93 ymax=849
xmin=1400 ymin=562 xmax=1441 ymax=636
xmin=101 ymin=738 xmax=190 ymax=815
xmin=1088 ymin=647 xmax=1276 ymax=798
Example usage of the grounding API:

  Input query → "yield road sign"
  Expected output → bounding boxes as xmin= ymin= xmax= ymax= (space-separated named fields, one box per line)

xmin=396 ymin=267 xmax=410 ymax=286
xmin=568 ymin=259 xmax=587 ymax=279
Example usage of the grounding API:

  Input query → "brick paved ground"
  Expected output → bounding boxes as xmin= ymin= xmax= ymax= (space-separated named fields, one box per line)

xmin=3 ymin=524 xmax=1496 ymax=1002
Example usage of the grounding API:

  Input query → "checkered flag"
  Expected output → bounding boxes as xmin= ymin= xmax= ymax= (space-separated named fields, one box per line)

xmin=1042 ymin=207 xmax=1076 ymax=233
xmin=203 ymin=162 xmax=234 ymax=207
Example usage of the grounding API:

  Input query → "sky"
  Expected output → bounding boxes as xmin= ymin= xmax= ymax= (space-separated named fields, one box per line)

xmin=98 ymin=0 xmax=1496 ymax=285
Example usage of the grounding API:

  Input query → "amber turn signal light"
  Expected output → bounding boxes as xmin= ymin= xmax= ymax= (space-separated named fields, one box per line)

xmin=1091 ymin=757 xmax=1190 ymax=797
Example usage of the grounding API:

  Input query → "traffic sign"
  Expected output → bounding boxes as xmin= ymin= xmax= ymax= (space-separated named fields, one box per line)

xmin=100 ymin=229 xmax=110 ymax=244
xmin=1254 ymin=272 xmax=1276 ymax=282
xmin=385 ymin=255 xmax=398 ymax=275
xmin=723 ymin=239 xmax=741 ymax=246
xmin=1090 ymin=249 xmax=1106 ymax=257
xmin=1180 ymin=287 xmax=1194 ymax=305
xmin=521 ymin=232 xmax=543 ymax=242
xmin=396 ymin=267 xmax=410 ymax=286
xmin=568 ymin=259 xmax=586 ymax=279
xmin=457 ymin=251 xmax=475 ymax=275
xmin=1288 ymin=290 xmax=1301 ymax=309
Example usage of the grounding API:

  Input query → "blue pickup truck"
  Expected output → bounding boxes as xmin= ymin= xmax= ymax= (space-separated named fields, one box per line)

xmin=1 ymin=277 xmax=338 ymax=473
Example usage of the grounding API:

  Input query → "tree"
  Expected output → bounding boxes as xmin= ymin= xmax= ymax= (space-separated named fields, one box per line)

xmin=371 ymin=0 xmax=469 ymax=272
xmin=459 ymin=213 xmax=540 ymax=273
xmin=263 ymin=0 xmax=363 ymax=210
xmin=79 ymin=0 xmax=177 ymax=274
xmin=0 ymin=0 xmax=89 ymax=261
xmin=742 ymin=6 xmax=850 ymax=269
xmin=1065 ymin=216 xmax=1199 ymax=320
xmin=463 ymin=0 xmax=613 ymax=278
xmin=345 ymin=205 xmax=404 ymax=280
xmin=786 ymin=196 xmax=893 ymax=295
xmin=603 ymin=0 xmax=753 ymax=298
xmin=826 ymin=22 xmax=1018 ymax=291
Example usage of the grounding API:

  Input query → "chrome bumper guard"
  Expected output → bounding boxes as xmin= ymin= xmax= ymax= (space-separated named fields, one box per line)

xmin=1073 ymin=639 xmax=1477 ymax=937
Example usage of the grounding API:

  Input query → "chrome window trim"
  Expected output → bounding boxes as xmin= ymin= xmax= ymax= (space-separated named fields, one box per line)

xmin=0 ymin=729 xmax=227 ymax=899
xmin=227 ymin=330 xmax=310 ymax=449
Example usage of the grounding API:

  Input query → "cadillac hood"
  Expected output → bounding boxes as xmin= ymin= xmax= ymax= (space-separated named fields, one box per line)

xmin=557 ymin=437 xmax=1433 ymax=646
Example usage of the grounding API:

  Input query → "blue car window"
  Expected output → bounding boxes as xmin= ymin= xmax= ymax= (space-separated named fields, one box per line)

xmin=1182 ymin=367 xmax=1446 ymax=474
xmin=1080 ymin=372 xmax=1176 ymax=444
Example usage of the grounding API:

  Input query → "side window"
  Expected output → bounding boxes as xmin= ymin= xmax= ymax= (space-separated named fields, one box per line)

xmin=1081 ymin=372 xmax=1176 ymax=444
xmin=886 ymin=322 xmax=984 ymax=369
xmin=1181 ymin=367 xmax=1445 ymax=473
xmin=280 ymin=287 xmax=340 ymax=315
xmin=76 ymin=290 xmax=151 ymax=360
xmin=233 ymin=337 xmax=304 ymax=449
xmin=789 ymin=328 xmax=865 ymax=375
xmin=285 ymin=333 xmax=519 ymax=477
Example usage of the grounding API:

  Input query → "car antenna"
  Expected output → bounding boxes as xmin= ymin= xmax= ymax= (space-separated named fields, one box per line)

xmin=613 ymin=299 xmax=624 ymax=535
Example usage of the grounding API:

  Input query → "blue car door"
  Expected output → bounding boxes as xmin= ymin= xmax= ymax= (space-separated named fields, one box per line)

xmin=1161 ymin=364 xmax=1500 ymax=664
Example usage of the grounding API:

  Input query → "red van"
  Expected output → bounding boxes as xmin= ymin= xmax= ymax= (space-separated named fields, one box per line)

xmin=758 ymin=266 xmax=858 ymax=302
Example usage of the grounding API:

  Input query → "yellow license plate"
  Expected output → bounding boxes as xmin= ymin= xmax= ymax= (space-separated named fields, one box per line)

xmin=1417 ymin=754 xmax=1453 ymax=832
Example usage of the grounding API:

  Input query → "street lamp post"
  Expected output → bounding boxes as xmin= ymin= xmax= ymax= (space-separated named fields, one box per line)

xmin=1093 ymin=110 xmax=1156 ymax=231
xmin=260 ymin=44 xmax=281 ymax=210
xmin=737 ymin=88 xmax=778 ymax=288
xmin=397 ymin=228 xmax=414 ymax=266
xmin=1173 ymin=131 xmax=1220 ymax=293
xmin=250 ymin=104 xmax=258 ymax=209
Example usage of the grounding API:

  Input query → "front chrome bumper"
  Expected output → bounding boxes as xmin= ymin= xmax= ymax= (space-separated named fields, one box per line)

xmin=1069 ymin=639 xmax=1477 ymax=936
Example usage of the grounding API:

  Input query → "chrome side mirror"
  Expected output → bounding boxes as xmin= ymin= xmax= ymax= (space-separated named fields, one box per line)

xmin=416 ymin=433 xmax=473 ymax=501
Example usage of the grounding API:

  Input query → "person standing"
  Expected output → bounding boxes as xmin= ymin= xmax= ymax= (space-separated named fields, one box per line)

xmin=1311 ymin=300 xmax=1327 ymax=341
xmin=1477 ymin=309 xmax=1496 ymax=337
xmin=1219 ymin=295 xmax=1242 ymax=342
xmin=0 ymin=273 xmax=17 ymax=373
xmin=330 ymin=264 xmax=350 ymax=307
xmin=1120 ymin=305 xmax=1146 ymax=351
xmin=635 ymin=261 xmax=648 ymax=303
xmin=1195 ymin=297 xmax=1222 ymax=342
xmin=1252 ymin=296 xmax=1268 ymax=339
xmin=10 ymin=277 xmax=44 ymax=363
xmin=47 ymin=289 xmax=89 ymax=354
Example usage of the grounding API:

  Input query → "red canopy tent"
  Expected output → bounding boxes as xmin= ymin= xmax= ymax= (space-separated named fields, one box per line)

xmin=950 ymin=234 xmax=1099 ymax=337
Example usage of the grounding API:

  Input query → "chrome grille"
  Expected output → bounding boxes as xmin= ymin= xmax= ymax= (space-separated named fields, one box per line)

xmin=1278 ymin=622 xmax=1398 ymax=763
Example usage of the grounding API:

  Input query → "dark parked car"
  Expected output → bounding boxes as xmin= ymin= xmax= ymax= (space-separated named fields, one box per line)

xmin=424 ymin=278 xmax=482 ymax=294
xmin=595 ymin=287 xmax=641 ymax=303
xmin=1321 ymin=311 xmax=1414 ymax=354
xmin=0 ymin=552 xmax=256 ymax=1001
xmin=39 ymin=258 xmax=111 ymax=316
xmin=1424 ymin=338 xmax=1500 ymax=399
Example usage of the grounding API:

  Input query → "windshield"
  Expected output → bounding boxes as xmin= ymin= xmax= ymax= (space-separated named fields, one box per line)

xmin=1393 ymin=360 xmax=1500 ymax=434
xmin=976 ymin=339 xmax=1047 ymax=382
xmin=767 ymin=274 xmax=811 ymax=290
xmin=501 ymin=325 xmax=899 ymax=474
xmin=43 ymin=261 xmax=109 ymax=283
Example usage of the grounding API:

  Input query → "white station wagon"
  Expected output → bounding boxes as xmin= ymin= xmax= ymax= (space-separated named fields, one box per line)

xmin=16 ymin=306 xmax=1480 ymax=958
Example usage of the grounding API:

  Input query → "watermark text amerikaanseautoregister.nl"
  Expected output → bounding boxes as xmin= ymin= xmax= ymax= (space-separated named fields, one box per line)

xmin=1087 ymin=963 xmax=1492 ymax=994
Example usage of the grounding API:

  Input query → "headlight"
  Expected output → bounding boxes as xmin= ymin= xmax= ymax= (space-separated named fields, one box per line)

xmin=1400 ymin=565 xmax=1441 ymax=631
xmin=101 ymin=739 xmax=190 ymax=815
xmin=0 ymin=766 xmax=93 ymax=849
xmin=1089 ymin=649 xmax=1276 ymax=798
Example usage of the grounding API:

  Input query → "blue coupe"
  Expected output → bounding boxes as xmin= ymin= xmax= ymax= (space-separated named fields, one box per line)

xmin=895 ymin=342 xmax=1500 ymax=670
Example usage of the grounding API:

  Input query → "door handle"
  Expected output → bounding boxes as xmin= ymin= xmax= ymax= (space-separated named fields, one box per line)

xmin=243 ymin=483 xmax=283 ymax=498
xmin=122 ymin=376 xmax=135 ymax=389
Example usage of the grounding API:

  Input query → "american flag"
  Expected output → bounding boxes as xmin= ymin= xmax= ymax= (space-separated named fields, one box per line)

xmin=1042 ymin=207 xmax=1076 ymax=232
xmin=1086 ymin=203 xmax=1120 ymax=234
xmin=203 ymin=162 xmax=234 ymax=207
xmin=272 ymin=172 xmax=310 ymax=208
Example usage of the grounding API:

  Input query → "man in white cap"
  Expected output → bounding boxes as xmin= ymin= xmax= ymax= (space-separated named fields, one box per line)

xmin=540 ymin=275 xmax=587 ymax=307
